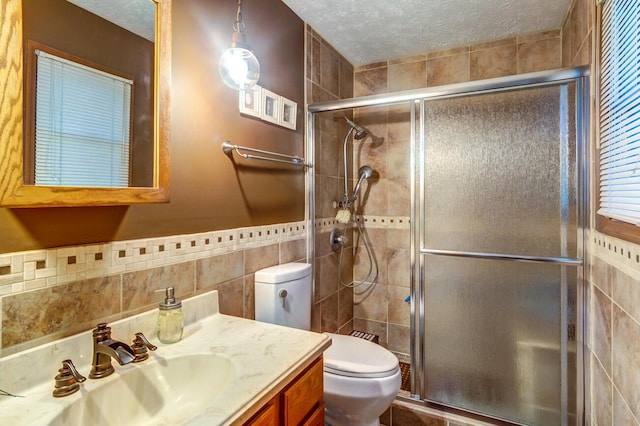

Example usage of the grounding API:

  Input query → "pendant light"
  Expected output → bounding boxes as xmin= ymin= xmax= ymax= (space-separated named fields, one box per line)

xmin=218 ymin=0 xmax=260 ymax=90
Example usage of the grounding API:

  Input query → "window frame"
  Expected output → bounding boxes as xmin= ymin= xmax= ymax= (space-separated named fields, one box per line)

xmin=595 ymin=0 xmax=640 ymax=244
xmin=24 ymin=40 xmax=135 ymax=187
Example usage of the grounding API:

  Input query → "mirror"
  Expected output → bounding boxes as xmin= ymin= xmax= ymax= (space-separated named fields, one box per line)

xmin=0 ymin=0 xmax=170 ymax=207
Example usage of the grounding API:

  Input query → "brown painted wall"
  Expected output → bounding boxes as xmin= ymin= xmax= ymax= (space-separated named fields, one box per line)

xmin=0 ymin=0 xmax=305 ymax=254
xmin=23 ymin=0 xmax=155 ymax=187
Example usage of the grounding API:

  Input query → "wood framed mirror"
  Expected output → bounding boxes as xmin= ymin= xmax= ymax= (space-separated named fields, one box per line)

xmin=0 ymin=0 xmax=170 ymax=207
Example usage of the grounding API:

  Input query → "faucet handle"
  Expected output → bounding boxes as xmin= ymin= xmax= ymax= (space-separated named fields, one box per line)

xmin=131 ymin=332 xmax=157 ymax=363
xmin=52 ymin=359 xmax=86 ymax=397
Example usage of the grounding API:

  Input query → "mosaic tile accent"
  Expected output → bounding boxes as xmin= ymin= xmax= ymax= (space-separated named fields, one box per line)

xmin=592 ymin=231 xmax=640 ymax=279
xmin=315 ymin=215 xmax=410 ymax=233
xmin=0 ymin=221 xmax=307 ymax=297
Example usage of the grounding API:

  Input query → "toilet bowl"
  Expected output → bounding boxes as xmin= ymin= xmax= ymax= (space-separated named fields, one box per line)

xmin=254 ymin=263 xmax=400 ymax=426
xmin=323 ymin=333 xmax=401 ymax=426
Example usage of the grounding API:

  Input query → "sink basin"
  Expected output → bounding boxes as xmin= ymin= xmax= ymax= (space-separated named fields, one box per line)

xmin=50 ymin=354 xmax=235 ymax=425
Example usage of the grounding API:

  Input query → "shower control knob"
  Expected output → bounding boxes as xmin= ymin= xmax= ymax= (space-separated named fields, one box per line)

xmin=278 ymin=289 xmax=287 ymax=307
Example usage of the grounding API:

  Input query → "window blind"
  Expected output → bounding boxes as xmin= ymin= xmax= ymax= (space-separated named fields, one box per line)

xmin=598 ymin=0 xmax=640 ymax=224
xmin=34 ymin=50 xmax=133 ymax=187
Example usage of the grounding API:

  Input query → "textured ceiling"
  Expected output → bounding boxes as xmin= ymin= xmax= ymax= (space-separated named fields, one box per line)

xmin=280 ymin=0 xmax=571 ymax=66
xmin=66 ymin=0 xmax=155 ymax=41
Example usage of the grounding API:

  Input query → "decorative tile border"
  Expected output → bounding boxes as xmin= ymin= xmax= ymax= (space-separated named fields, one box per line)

xmin=592 ymin=231 xmax=640 ymax=279
xmin=0 ymin=221 xmax=307 ymax=297
xmin=314 ymin=215 xmax=410 ymax=233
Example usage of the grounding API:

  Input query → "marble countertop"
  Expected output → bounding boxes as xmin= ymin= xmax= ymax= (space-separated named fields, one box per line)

xmin=0 ymin=290 xmax=331 ymax=425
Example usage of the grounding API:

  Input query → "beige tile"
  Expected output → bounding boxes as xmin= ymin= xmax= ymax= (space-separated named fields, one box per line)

xmin=612 ymin=267 xmax=640 ymax=323
xmin=388 ymin=61 xmax=426 ymax=92
xmin=471 ymin=37 xmax=516 ymax=51
xmin=356 ymin=61 xmax=388 ymax=71
xmin=387 ymin=286 xmax=410 ymax=326
xmin=387 ymin=229 xmax=410 ymax=250
xmin=311 ymin=301 xmax=322 ymax=332
xmin=388 ymin=248 xmax=411 ymax=288
xmin=591 ymin=285 xmax=612 ymax=375
xmin=244 ymin=244 xmax=279 ymax=274
xmin=517 ymin=37 xmax=562 ymax=74
xmin=354 ymin=282 xmax=387 ymax=322
xmin=614 ymin=388 xmax=639 ymax=426
xmin=315 ymin=130 xmax=340 ymax=177
xmin=612 ymin=304 xmax=640 ymax=420
xmin=592 ymin=256 xmax=612 ymax=296
xmin=391 ymin=403 xmax=446 ymax=425
xmin=216 ymin=277 xmax=244 ymax=317
xmin=360 ymin=177 xmax=388 ymax=216
xmin=357 ymin=140 xmax=387 ymax=180
xmin=310 ymin=35 xmax=321 ymax=85
xmin=315 ymin=175 xmax=341 ymax=218
xmin=387 ymin=323 xmax=410 ymax=355
xmin=354 ymin=67 xmax=388 ymax=96
xmin=196 ymin=251 xmax=243 ymax=291
xmin=389 ymin=54 xmax=427 ymax=65
xmin=321 ymin=292 xmax=340 ymax=332
xmin=517 ymin=29 xmax=561 ymax=44
xmin=354 ymin=245 xmax=387 ymax=286
xmin=570 ymin=0 xmax=589 ymax=64
xmin=387 ymin=141 xmax=410 ymax=179
xmin=123 ymin=262 xmax=195 ymax=312
xmin=354 ymin=105 xmax=389 ymax=142
xmin=338 ymin=286 xmax=354 ymax=328
xmin=427 ymin=52 xmax=470 ymax=87
xmin=353 ymin=318 xmax=388 ymax=347
xmin=243 ymin=275 xmax=255 ymax=320
xmin=315 ymin=229 xmax=334 ymax=258
xmin=314 ymin=254 xmax=339 ymax=302
xmin=572 ymin=30 xmax=592 ymax=67
xmin=427 ymin=45 xmax=469 ymax=59
xmin=387 ymin=178 xmax=410 ymax=217
xmin=592 ymin=355 xmax=613 ymax=426
xmin=280 ymin=238 xmax=307 ymax=264
xmin=562 ymin=17 xmax=572 ymax=68
xmin=320 ymin=42 xmax=340 ymax=96
xmin=470 ymin=44 xmax=517 ymax=80
xmin=338 ymin=320 xmax=354 ymax=335
xmin=339 ymin=58 xmax=354 ymax=99
xmin=2 ymin=276 xmax=121 ymax=348
xmin=387 ymin=103 xmax=412 ymax=142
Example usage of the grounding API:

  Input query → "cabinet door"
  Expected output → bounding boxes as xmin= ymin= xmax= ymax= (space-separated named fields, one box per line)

xmin=301 ymin=402 xmax=325 ymax=426
xmin=245 ymin=397 xmax=279 ymax=426
xmin=282 ymin=358 xmax=323 ymax=426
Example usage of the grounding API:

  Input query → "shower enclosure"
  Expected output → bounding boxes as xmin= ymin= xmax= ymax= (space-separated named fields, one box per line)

xmin=308 ymin=67 xmax=588 ymax=426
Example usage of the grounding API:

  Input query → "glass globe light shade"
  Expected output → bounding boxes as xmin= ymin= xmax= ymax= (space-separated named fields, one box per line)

xmin=218 ymin=47 xmax=260 ymax=91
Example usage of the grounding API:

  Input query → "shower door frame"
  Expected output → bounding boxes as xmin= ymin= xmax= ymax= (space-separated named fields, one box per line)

xmin=307 ymin=66 xmax=590 ymax=426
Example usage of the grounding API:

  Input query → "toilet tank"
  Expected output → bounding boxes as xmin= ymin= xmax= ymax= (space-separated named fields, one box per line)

xmin=254 ymin=263 xmax=312 ymax=331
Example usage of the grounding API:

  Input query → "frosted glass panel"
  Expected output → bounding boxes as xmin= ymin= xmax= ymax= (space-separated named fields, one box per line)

xmin=419 ymin=83 xmax=579 ymax=425
xmin=423 ymin=256 xmax=575 ymax=425
xmin=423 ymin=86 xmax=577 ymax=258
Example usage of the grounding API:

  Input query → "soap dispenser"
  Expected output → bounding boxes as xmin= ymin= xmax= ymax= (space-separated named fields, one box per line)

xmin=157 ymin=287 xmax=183 ymax=343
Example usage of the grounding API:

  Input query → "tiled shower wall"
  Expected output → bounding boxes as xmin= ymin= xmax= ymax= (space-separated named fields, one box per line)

xmin=306 ymin=25 xmax=357 ymax=334
xmin=0 ymin=221 xmax=307 ymax=357
xmin=350 ymin=29 xmax=565 ymax=359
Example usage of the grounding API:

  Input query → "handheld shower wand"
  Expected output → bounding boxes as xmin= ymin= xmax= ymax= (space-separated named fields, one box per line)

xmin=353 ymin=166 xmax=373 ymax=200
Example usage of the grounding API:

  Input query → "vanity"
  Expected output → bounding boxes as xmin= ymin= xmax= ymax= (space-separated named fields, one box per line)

xmin=0 ymin=290 xmax=331 ymax=425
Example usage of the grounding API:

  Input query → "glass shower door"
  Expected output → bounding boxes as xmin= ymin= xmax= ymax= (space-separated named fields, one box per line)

xmin=415 ymin=83 xmax=585 ymax=425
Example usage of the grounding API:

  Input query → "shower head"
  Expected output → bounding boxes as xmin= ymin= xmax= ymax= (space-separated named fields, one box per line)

xmin=353 ymin=165 xmax=373 ymax=200
xmin=342 ymin=117 xmax=368 ymax=140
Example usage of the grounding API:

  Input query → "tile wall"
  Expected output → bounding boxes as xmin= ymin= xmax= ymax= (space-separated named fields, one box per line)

xmin=564 ymin=0 xmax=640 ymax=424
xmin=0 ymin=221 xmax=307 ymax=357
xmin=351 ymin=28 xmax=564 ymax=360
xmin=306 ymin=25 xmax=357 ymax=334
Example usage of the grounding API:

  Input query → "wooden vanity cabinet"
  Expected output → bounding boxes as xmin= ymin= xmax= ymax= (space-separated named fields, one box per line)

xmin=245 ymin=357 xmax=324 ymax=426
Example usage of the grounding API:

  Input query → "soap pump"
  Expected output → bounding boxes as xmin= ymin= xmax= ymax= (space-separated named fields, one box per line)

xmin=157 ymin=287 xmax=183 ymax=344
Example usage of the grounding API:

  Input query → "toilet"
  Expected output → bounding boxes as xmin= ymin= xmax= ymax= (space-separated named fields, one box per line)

xmin=255 ymin=262 xmax=401 ymax=426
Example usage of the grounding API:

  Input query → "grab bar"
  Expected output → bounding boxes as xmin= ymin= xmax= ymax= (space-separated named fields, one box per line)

xmin=420 ymin=248 xmax=583 ymax=266
xmin=221 ymin=141 xmax=312 ymax=168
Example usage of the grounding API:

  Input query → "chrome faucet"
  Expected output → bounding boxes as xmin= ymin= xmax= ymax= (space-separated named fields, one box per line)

xmin=89 ymin=323 xmax=136 ymax=379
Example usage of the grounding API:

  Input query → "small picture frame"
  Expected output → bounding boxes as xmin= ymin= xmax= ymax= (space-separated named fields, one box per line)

xmin=239 ymin=85 xmax=262 ymax=118
xmin=261 ymin=88 xmax=280 ymax=124
xmin=279 ymin=97 xmax=297 ymax=130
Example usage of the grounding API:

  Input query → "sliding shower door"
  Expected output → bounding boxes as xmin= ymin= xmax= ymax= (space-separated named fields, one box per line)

xmin=414 ymin=82 xmax=587 ymax=425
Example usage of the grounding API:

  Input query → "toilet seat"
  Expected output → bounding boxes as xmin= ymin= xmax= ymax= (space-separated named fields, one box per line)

xmin=323 ymin=333 xmax=400 ymax=379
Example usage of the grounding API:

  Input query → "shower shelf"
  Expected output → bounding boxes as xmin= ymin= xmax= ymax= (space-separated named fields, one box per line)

xmin=221 ymin=141 xmax=312 ymax=168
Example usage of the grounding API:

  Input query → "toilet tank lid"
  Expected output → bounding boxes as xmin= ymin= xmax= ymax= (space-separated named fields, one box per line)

xmin=254 ymin=263 xmax=311 ymax=283
xmin=323 ymin=333 xmax=399 ymax=377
